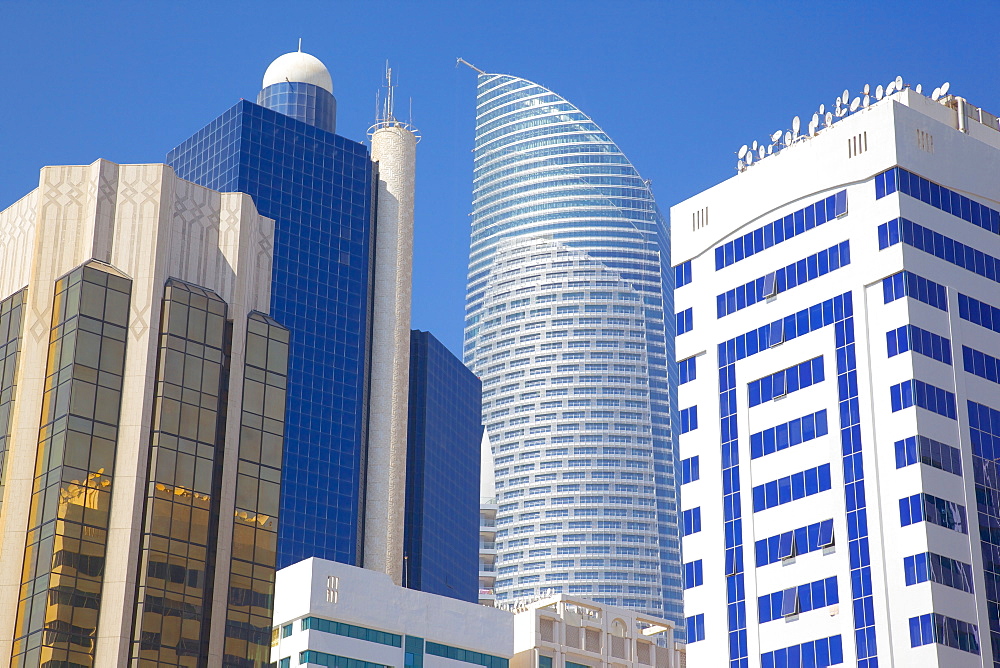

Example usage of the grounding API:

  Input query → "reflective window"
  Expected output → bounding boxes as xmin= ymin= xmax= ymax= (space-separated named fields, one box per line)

xmin=758 ymin=576 xmax=838 ymax=623
xmin=909 ymin=613 xmax=980 ymax=654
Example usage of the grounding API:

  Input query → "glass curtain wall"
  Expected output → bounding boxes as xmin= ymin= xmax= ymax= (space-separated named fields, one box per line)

xmin=465 ymin=73 xmax=679 ymax=621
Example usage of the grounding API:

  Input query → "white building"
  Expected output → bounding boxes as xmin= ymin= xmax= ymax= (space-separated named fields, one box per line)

xmin=672 ymin=84 xmax=1000 ymax=667
xmin=271 ymin=559 xmax=683 ymax=668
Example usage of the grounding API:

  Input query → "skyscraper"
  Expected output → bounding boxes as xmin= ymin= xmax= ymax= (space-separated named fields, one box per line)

xmin=166 ymin=51 xmax=377 ymax=570
xmin=464 ymin=70 xmax=680 ymax=621
xmin=0 ymin=159 xmax=284 ymax=667
xmin=673 ymin=83 xmax=1000 ymax=667
xmin=404 ymin=329 xmax=483 ymax=603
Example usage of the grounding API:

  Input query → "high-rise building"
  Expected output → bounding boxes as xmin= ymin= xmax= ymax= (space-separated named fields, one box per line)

xmin=464 ymin=70 xmax=679 ymax=621
xmin=166 ymin=50 xmax=378 ymax=571
xmin=673 ymin=84 xmax=1000 ymax=667
xmin=0 ymin=159 xmax=284 ymax=667
xmin=405 ymin=329 xmax=483 ymax=602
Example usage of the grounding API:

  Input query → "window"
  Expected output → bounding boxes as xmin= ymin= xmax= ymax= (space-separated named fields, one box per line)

xmin=755 ymin=519 xmax=834 ymax=567
xmin=281 ymin=624 xmax=292 ymax=638
xmin=680 ymin=456 xmax=699 ymax=484
xmin=676 ymin=308 xmax=693 ymax=335
xmin=685 ymin=613 xmax=705 ymax=643
xmin=882 ymin=270 xmax=948 ymax=311
xmin=761 ymin=635 xmax=843 ymax=668
xmin=904 ymin=552 xmax=974 ymax=593
xmin=679 ymin=406 xmax=698 ymax=434
xmin=279 ymin=659 xmax=290 ymax=668
xmin=750 ymin=409 xmax=828 ymax=459
xmin=679 ymin=356 xmax=696 ymax=384
xmin=675 ymin=261 xmax=692 ymax=287
xmin=758 ymin=576 xmax=838 ymax=623
xmin=752 ymin=464 xmax=832 ymax=512
xmin=684 ymin=560 xmax=703 ymax=589
xmin=682 ymin=508 xmax=701 ymax=536
xmin=964 ymin=345 xmax=1000 ymax=385
xmin=959 ymin=292 xmax=1000 ymax=335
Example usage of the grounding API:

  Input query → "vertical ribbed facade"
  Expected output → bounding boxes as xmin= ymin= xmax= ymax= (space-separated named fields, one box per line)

xmin=465 ymin=73 xmax=680 ymax=621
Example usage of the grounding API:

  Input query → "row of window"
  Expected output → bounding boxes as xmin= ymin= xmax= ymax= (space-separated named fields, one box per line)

xmin=894 ymin=435 xmax=962 ymax=476
xmin=715 ymin=190 xmax=847 ymax=270
xmin=908 ymin=613 xmax=980 ymax=655
xmin=679 ymin=356 xmax=696 ymax=384
xmin=963 ymin=345 xmax=1000 ymax=385
xmin=903 ymin=552 xmax=974 ymax=593
xmin=750 ymin=409 xmax=828 ymax=460
xmin=761 ymin=635 xmax=843 ymax=668
xmin=877 ymin=166 xmax=1000 ymax=238
xmin=899 ymin=493 xmax=967 ymax=533
xmin=752 ymin=464 xmax=832 ymax=512
xmin=889 ymin=379 xmax=957 ymax=419
xmin=680 ymin=456 xmax=699 ymax=485
xmin=717 ymin=241 xmax=850 ymax=318
xmin=880 ymin=216 xmax=1000 ymax=285
xmin=755 ymin=519 xmax=834 ymax=567
xmin=882 ymin=270 xmax=948 ymax=311
xmin=679 ymin=406 xmax=698 ymax=434
xmin=683 ymin=559 xmax=703 ymax=589
xmin=748 ymin=356 xmax=825 ymax=408
xmin=675 ymin=261 xmax=692 ymax=288
xmin=958 ymin=292 xmax=1000 ymax=334
xmin=886 ymin=324 xmax=951 ymax=364
xmin=682 ymin=508 xmax=701 ymax=536
xmin=676 ymin=308 xmax=693 ymax=335
xmin=758 ymin=576 xmax=839 ymax=623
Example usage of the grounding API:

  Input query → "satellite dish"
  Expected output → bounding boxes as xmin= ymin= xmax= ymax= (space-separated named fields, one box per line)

xmin=932 ymin=87 xmax=941 ymax=101
xmin=746 ymin=151 xmax=754 ymax=166
xmin=771 ymin=130 xmax=783 ymax=143
xmin=876 ymin=85 xmax=884 ymax=100
xmin=819 ymin=104 xmax=825 ymax=115
xmin=808 ymin=119 xmax=817 ymax=136
xmin=767 ymin=144 xmax=773 ymax=155
xmin=792 ymin=116 xmax=801 ymax=134
xmin=863 ymin=95 xmax=870 ymax=108
xmin=886 ymin=81 xmax=896 ymax=96
xmin=915 ymin=83 xmax=923 ymax=94
xmin=738 ymin=144 xmax=748 ymax=159
xmin=863 ymin=83 xmax=871 ymax=95
xmin=758 ymin=146 xmax=765 ymax=160
xmin=752 ymin=140 xmax=759 ymax=151
xmin=784 ymin=131 xmax=792 ymax=146
xmin=895 ymin=75 xmax=903 ymax=90
xmin=842 ymin=89 xmax=850 ymax=104
xmin=850 ymin=97 xmax=861 ymax=112
xmin=940 ymin=81 xmax=950 ymax=96
xmin=825 ymin=111 xmax=833 ymax=126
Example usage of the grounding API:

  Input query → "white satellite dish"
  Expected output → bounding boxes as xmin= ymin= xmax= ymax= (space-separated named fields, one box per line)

xmin=940 ymin=81 xmax=951 ymax=96
xmin=915 ymin=83 xmax=923 ymax=94
xmin=825 ymin=111 xmax=833 ymax=126
xmin=863 ymin=83 xmax=871 ymax=95
xmin=842 ymin=89 xmax=850 ymax=104
xmin=850 ymin=97 xmax=861 ymax=112
xmin=792 ymin=116 xmax=801 ymax=134
xmin=808 ymin=119 xmax=818 ymax=136
xmin=863 ymin=95 xmax=870 ymax=108
xmin=932 ymin=87 xmax=941 ymax=101
xmin=752 ymin=140 xmax=758 ymax=151
xmin=746 ymin=151 xmax=754 ymax=166
xmin=895 ymin=75 xmax=903 ymax=90
xmin=819 ymin=104 xmax=825 ymax=115
xmin=758 ymin=146 xmax=765 ymax=159
xmin=767 ymin=144 xmax=773 ymax=155
xmin=771 ymin=130 xmax=783 ymax=143
xmin=784 ymin=131 xmax=792 ymax=146
xmin=738 ymin=144 xmax=749 ymax=159
xmin=886 ymin=81 xmax=896 ymax=96
xmin=875 ymin=84 xmax=884 ymax=100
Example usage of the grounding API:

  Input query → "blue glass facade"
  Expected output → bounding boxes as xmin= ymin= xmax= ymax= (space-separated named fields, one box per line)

xmin=167 ymin=96 xmax=375 ymax=568
xmin=404 ymin=330 xmax=482 ymax=603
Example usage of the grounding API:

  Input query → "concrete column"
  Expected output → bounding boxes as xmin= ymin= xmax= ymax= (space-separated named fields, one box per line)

xmin=364 ymin=124 xmax=417 ymax=584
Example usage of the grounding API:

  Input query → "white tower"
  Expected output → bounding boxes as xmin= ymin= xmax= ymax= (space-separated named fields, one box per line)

xmin=363 ymin=66 xmax=420 ymax=584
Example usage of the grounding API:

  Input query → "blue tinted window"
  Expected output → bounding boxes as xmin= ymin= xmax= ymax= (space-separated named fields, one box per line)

xmin=685 ymin=613 xmax=705 ymax=643
xmin=683 ymin=560 xmax=703 ymax=589
xmin=679 ymin=356 xmax=696 ymax=384
xmin=878 ymin=166 xmax=1000 ymax=238
xmin=680 ymin=456 xmax=700 ymax=485
xmin=879 ymin=217 xmax=1000 ymax=287
xmin=882 ymin=271 xmax=948 ymax=311
xmin=908 ymin=613 xmax=980 ymax=654
xmin=748 ymin=357 xmax=824 ymax=407
xmin=752 ymin=464 xmax=832 ymax=512
xmin=886 ymin=325 xmax=952 ymax=364
xmin=958 ymin=293 xmax=1000 ymax=335
xmin=963 ymin=345 xmax=1000 ymax=385
xmin=889 ymin=380 xmax=957 ymax=419
xmin=676 ymin=308 xmax=693 ymax=335
xmin=903 ymin=552 xmax=973 ymax=593
xmin=679 ymin=406 xmax=698 ymax=434
xmin=675 ymin=261 xmax=692 ymax=287
xmin=682 ymin=508 xmax=701 ymax=536
xmin=893 ymin=435 xmax=962 ymax=475
xmin=755 ymin=519 xmax=834 ymax=567
xmin=900 ymin=493 xmax=968 ymax=533
xmin=761 ymin=635 xmax=843 ymax=668
xmin=758 ymin=576 xmax=838 ymax=623
xmin=750 ymin=409 xmax=827 ymax=459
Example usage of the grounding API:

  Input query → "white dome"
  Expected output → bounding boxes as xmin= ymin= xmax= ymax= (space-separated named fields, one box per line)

xmin=262 ymin=51 xmax=333 ymax=94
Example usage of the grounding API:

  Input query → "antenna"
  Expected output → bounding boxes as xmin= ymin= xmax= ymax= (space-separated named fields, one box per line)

xmin=298 ymin=37 xmax=302 ymax=52
xmin=456 ymin=57 xmax=486 ymax=74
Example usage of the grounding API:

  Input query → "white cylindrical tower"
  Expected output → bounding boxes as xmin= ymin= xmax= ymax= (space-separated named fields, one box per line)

xmin=363 ymin=118 xmax=418 ymax=585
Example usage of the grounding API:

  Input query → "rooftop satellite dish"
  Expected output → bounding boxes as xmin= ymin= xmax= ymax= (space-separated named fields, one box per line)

xmin=940 ymin=81 xmax=951 ymax=96
xmin=850 ymin=97 xmax=861 ymax=112
xmin=932 ymin=87 xmax=941 ymax=101
xmin=738 ymin=144 xmax=748 ymax=159
xmin=792 ymin=115 xmax=801 ymax=134
xmin=746 ymin=152 xmax=754 ymax=166
xmin=915 ymin=83 xmax=923 ymax=94
xmin=758 ymin=146 xmax=765 ymax=160
xmin=767 ymin=144 xmax=774 ymax=155
xmin=863 ymin=83 xmax=871 ymax=95
xmin=863 ymin=95 xmax=870 ymax=108
xmin=808 ymin=119 xmax=818 ymax=136
xmin=752 ymin=140 xmax=759 ymax=151
xmin=771 ymin=130 xmax=783 ymax=143
xmin=876 ymin=85 xmax=884 ymax=100
xmin=843 ymin=89 xmax=850 ymax=104
xmin=825 ymin=111 xmax=833 ymax=126
xmin=886 ymin=81 xmax=896 ymax=96
xmin=819 ymin=104 xmax=825 ymax=115
xmin=784 ymin=131 xmax=792 ymax=146
xmin=895 ymin=75 xmax=903 ymax=90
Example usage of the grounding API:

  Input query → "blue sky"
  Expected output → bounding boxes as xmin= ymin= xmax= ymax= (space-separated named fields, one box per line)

xmin=2 ymin=1 xmax=998 ymax=356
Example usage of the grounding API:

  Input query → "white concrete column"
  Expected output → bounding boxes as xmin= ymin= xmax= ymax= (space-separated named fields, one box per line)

xmin=364 ymin=124 xmax=417 ymax=585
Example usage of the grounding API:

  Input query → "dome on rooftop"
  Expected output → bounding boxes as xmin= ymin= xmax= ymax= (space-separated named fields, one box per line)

xmin=262 ymin=50 xmax=333 ymax=94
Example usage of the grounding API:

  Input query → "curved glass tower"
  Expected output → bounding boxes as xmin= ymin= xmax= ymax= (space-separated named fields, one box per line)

xmin=465 ymin=73 xmax=680 ymax=621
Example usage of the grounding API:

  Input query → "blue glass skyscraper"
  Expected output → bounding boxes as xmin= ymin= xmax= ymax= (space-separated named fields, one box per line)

xmin=404 ymin=330 xmax=482 ymax=603
xmin=167 ymin=51 xmax=374 ymax=568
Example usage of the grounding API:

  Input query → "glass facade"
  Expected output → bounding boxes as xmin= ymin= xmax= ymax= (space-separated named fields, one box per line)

xmin=225 ymin=313 xmax=289 ymax=667
xmin=0 ymin=288 xmax=25 ymax=518
xmin=466 ymin=73 xmax=678 ymax=620
xmin=131 ymin=280 xmax=231 ymax=666
xmin=167 ymin=96 xmax=375 ymax=569
xmin=404 ymin=330 xmax=482 ymax=603
xmin=12 ymin=262 xmax=131 ymax=667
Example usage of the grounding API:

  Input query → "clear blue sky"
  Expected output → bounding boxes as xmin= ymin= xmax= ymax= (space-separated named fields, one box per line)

xmin=2 ymin=1 xmax=998 ymax=357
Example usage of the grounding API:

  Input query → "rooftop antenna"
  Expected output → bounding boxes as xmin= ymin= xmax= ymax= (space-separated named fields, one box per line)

xmin=369 ymin=61 xmax=421 ymax=142
xmin=456 ymin=57 xmax=486 ymax=74
xmin=298 ymin=37 xmax=302 ymax=52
